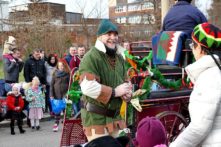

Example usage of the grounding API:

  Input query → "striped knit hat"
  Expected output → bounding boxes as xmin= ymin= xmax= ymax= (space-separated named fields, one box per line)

xmin=192 ymin=23 xmax=221 ymax=50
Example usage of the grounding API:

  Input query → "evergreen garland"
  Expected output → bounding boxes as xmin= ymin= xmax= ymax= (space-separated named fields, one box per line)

xmin=125 ymin=51 xmax=188 ymax=125
xmin=67 ymin=71 xmax=82 ymax=103
xmin=65 ymin=71 xmax=82 ymax=118
xmin=124 ymin=50 xmax=153 ymax=70
xmin=151 ymin=68 xmax=182 ymax=90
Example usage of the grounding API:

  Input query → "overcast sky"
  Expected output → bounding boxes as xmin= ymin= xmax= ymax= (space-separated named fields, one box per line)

xmin=7 ymin=0 xmax=213 ymax=18
xmin=8 ymin=0 xmax=109 ymax=18
xmin=44 ymin=0 xmax=109 ymax=18
xmin=195 ymin=0 xmax=213 ymax=18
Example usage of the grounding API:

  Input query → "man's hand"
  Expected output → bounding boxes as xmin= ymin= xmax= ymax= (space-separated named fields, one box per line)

xmin=16 ymin=58 xmax=23 ymax=62
xmin=115 ymin=83 xmax=131 ymax=97
xmin=122 ymin=92 xmax=132 ymax=102
xmin=14 ymin=107 xmax=20 ymax=111
xmin=10 ymin=59 xmax=16 ymax=63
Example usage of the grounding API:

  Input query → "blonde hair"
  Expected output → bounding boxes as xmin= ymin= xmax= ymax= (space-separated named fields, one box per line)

xmin=32 ymin=76 xmax=40 ymax=85
xmin=22 ymin=82 xmax=32 ymax=90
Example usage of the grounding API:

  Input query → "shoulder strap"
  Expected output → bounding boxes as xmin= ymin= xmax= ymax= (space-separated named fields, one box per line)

xmin=208 ymin=51 xmax=221 ymax=71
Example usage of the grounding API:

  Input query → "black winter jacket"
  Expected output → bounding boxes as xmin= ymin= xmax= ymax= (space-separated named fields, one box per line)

xmin=24 ymin=55 xmax=46 ymax=84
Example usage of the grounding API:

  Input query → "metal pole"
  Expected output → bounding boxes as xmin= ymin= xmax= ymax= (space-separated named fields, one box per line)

xmin=161 ymin=0 xmax=170 ymax=25
xmin=0 ymin=1 xmax=4 ymax=51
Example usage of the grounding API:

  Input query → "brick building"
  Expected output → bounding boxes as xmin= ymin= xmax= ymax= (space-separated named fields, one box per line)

xmin=109 ymin=0 xmax=163 ymax=41
xmin=9 ymin=2 xmax=83 ymax=25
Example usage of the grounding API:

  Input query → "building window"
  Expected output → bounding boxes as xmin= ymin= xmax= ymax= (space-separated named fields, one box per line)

xmin=144 ymin=30 xmax=151 ymax=35
xmin=129 ymin=31 xmax=134 ymax=36
xmin=134 ymin=31 xmax=140 ymax=37
xmin=115 ymin=17 xmax=121 ymax=23
xmin=115 ymin=6 xmax=127 ymax=13
xmin=143 ymin=14 xmax=155 ymax=24
xmin=128 ymin=0 xmax=142 ymax=4
xmin=128 ymin=15 xmax=141 ymax=24
xmin=149 ymin=14 xmax=155 ymax=24
xmin=128 ymin=4 xmax=141 ymax=12
xmin=143 ymin=14 xmax=149 ymax=24
xmin=142 ymin=2 xmax=154 ymax=10
xmin=121 ymin=17 xmax=126 ymax=23
xmin=115 ymin=17 xmax=127 ymax=24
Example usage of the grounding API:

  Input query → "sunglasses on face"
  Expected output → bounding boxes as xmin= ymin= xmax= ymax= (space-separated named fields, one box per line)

xmin=189 ymin=42 xmax=194 ymax=50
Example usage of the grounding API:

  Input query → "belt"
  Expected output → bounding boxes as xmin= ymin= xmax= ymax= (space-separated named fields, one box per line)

xmin=81 ymin=101 xmax=119 ymax=118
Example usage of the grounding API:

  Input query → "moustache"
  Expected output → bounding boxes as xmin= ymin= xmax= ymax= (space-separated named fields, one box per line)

xmin=107 ymin=40 xmax=117 ymax=44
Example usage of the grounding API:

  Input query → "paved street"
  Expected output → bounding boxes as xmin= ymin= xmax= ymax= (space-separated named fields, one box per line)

xmin=0 ymin=120 xmax=62 ymax=147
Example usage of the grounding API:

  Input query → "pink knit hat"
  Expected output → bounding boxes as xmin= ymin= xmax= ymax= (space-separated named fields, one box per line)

xmin=133 ymin=117 xmax=167 ymax=147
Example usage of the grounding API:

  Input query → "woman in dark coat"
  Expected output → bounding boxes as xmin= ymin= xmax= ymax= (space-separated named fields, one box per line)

xmin=50 ymin=59 xmax=70 ymax=132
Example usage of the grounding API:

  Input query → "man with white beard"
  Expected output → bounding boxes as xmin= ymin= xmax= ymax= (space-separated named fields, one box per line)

xmin=79 ymin=19 xmax=132 ymax=141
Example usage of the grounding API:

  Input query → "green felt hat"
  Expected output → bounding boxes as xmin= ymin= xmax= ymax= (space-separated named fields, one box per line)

xmin=97 ymin=19 xmax=118 ymax=36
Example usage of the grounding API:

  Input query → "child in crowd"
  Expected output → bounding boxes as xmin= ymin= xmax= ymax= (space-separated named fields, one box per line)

xmin=25 ymin=76 xmax=45 ymax=130
xmin=133 ymin=116 xmax=167 ymax=147
xmin=50 ymin=59 xmax=70 ymax=132
xmin=6 ymin=84 xmax=26 ymax=135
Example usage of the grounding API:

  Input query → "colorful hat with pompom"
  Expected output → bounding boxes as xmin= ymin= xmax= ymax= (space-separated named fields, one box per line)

xmin=192 ymin=22 xmax=221 ymax=50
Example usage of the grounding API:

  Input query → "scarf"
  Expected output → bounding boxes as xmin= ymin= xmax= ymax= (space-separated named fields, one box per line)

xmin=56 ymin=70 xmax=67 ymax=78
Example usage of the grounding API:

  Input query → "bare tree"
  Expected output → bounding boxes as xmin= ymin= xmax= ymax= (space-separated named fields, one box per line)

xmin=73 ymin=0 xmax=107 ymax=49
xmin=117 ymin=0 xmax=162 ymax=42
xmin=3 ymin=1 xmax=73 ymax=58
xmin=208 ymin=0 xmax=221 ymax=28
xmin=0 ymin=0 xmax=8 ymax=50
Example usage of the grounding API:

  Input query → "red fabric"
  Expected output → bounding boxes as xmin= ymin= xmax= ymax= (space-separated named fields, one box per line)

xmin=6 ymin=94 xmax=24 ymax=112
xmin=70 ymin=55 xmax=81 ymax=70
xmin=59 ymin=58 xmax=68 ymax=65
xmin=3 ymin=54 xmax=13 ymax=60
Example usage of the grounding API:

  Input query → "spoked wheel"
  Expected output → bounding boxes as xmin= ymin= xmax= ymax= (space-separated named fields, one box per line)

xmin=156 ymin=111 xmax=188 ymax=143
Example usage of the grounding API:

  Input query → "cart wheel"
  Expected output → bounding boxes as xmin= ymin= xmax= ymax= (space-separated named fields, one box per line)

xmin=156 ymin=111 xmax=188 ymax=143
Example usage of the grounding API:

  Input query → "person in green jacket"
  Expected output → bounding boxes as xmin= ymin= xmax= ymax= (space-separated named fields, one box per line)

xmin=79 ymin=19 xmax=132 ymax=141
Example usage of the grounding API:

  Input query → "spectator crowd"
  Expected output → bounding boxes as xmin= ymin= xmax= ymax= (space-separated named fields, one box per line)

xmin=1 ymin=36 xmax=86 ymax=134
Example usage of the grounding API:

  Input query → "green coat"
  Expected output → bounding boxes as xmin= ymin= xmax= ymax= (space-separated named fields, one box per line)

xmin=79 ymin=46 xmax=126 ymax=136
